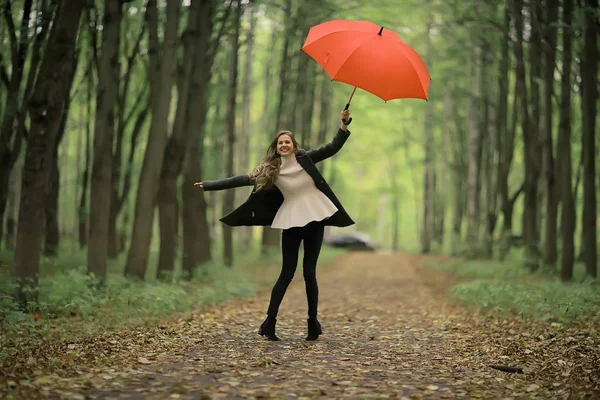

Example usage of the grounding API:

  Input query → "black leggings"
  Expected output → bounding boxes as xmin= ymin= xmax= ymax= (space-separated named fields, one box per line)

xmin=266 ymin=221 xmax=325 ymax=318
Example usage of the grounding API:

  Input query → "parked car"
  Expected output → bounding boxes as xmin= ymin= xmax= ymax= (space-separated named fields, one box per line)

xmin=495 ymin=232 xmax=524 ymax=247
xmin=326 ymin=232 xmax=376 ymax=251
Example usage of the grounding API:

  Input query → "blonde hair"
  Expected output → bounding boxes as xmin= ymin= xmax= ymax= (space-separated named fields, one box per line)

xmin=249 ymin=130 xmax=299 ymax=191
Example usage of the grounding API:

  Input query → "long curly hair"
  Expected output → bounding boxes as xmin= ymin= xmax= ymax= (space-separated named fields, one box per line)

xmin=249 ymin=130 xmax=300 ymax=191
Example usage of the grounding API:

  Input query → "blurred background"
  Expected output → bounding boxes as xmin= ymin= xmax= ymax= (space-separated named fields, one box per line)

xmin=0 ymin=0 xmax=598 ymax=338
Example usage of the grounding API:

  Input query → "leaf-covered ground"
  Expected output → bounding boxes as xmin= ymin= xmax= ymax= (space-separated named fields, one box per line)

xmin=2 ymin=252 xmax=599 ymax=399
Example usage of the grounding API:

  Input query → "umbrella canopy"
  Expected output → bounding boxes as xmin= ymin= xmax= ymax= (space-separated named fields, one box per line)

xmin=302 ymin=19 xmax=431 ymax=102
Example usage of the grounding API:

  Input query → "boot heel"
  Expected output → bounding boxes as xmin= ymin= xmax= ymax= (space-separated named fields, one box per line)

xmin=258 ymin=316 xmax=280 ymax=341
xmin=306 ymin=317 xmax=322 ymax=341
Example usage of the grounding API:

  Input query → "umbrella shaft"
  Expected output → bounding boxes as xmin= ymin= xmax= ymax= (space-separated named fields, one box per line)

xmin=346 ymin=86 xmax=357 ymax=108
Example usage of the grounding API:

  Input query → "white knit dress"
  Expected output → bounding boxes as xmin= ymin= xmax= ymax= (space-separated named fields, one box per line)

xmin=270 ymin=154 xmax=338 ymax=229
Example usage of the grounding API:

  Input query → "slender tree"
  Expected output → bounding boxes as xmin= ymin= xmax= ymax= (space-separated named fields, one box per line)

xmin=125 ymin=0 xmax=181 ymax=279
xmin=222 ymin=0 xmax=242 ymax=267
xmin=88 ymin=0 xmax=123 ymax=283
xmin=0 ymin=0 xmax=46 ymax=246
xmin=12 ymin=0 xmax=84 ymax=305
xmin=580 ymin=0 xmax=598 ymax=278
xmin=262 ymin=0 xmax=294 ymax=253
xmin=558 ymin=0 xmax=575 ymax=281
xmin=465 ymin=44 xmax=482 ymax=256
xmin=157 ymin=0 xmax=203 ymax=279
xmin=542 ymin=0 xmax=560 ymax=266
xmin=421 ymin=22 xmax=434 ymax=254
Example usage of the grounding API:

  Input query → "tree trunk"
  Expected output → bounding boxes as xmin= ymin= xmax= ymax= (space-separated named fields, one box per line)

xmin=110 ymin=103 xmax=149 ymax=256
xmin=44 ymin=105 xmax=71 ymax=257
xmin=497 ymin=5 xmax=518 ymax=260
xmin=421 ymin=22 xmax=434 ymax=254
xmin=0 ymin=0 xmax=35 ymax=243
xmin=390 ymin=153 xmax=400 ymax=251
xmin=88 ymin=0 xmax=122 ymax=283
xmin=513 ymin=0 xmax=539 ymax=270
xmin=79 ymin=60 xmax=94 ymax=249
xmin=237 ymin=5 xmax=257 ymax=251
xmin=5 ymin=151 xmax=22 ymax=250
xmin=529 ymin=0 xmax=543 ymax=248
xmin=12 ymin=0 xmax=84 ymax=306
xmin=125 ymin=0 xmax=181 ymax=279
xmin=581 ymin=0 xmax=598 ymax=278
xmin=157 ymin=0 xmax=205 ymax=279
xmin=484 ymin=89 xmax=498 ymax=259
xmin=222 ymin=1 xmax=242 ymax=267
xmin=465 ymin=45 xmax=482 ymax=256
xmin=262 ymin=0 xmax=294 ymax=253
xmin=434 ymin=89 xmax=452 ymax=248
xmin=496 ymin=4 xmax=511 ymax=259
xmin=108 ymin=18 xmax=146 ymax=259
xmin=182 ymin=143 xmax=211 ymax=279
xmin=558 ymin=0 xmax=575 ymax=281
xmin=300 ymin=58 xmax=317 ymax=149
xmin=315 ymin=69 xmax=332 ymax=174
xmin=542 ymin=0 xmax=559 ymax=267
xmin=445 ymin=91 xmax=464 ymax=255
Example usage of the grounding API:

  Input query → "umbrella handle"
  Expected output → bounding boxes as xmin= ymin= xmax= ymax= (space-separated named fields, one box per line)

xmin=342 ymin=103 xmax=353 ymax=126
xmin=342 ymin=87 xmax=356 ymax=126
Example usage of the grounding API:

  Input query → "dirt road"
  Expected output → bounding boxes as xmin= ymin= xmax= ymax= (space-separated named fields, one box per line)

xmin=7 ymin=252 xmax=599 ymax=399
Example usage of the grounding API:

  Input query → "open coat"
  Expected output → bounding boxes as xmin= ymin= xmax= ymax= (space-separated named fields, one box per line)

xmin=202 ymin=128 xmax=355 ymax=228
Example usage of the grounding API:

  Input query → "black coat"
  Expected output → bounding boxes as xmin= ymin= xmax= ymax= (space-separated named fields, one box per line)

xmin=202 ymin=128 xmax=355 ymax=228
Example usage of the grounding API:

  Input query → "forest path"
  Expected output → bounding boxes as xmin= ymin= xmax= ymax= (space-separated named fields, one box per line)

xmin=13 ymin=252 xmax=598 ymax=399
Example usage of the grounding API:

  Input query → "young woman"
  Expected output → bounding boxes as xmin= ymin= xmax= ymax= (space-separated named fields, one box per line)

xmin=194 ymin=109 xmax=354 ymax=341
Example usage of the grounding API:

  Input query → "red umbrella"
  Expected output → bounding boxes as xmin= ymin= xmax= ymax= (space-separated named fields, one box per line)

xmin=302 ymin=19 xmax=431 ymax=124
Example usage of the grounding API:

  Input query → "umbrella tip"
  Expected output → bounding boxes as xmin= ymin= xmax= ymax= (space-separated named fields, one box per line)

xmin=378 ymin=26 xmax=383 ymax=35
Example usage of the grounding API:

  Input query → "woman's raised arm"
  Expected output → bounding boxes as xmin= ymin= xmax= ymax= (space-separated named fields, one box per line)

xmin=306 ymin=109 xmax=352 ymax=164
xmin=194 ymin=175 xmax=254 ymax=191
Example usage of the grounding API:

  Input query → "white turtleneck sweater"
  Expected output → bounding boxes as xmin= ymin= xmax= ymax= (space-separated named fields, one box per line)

xmin=271 ymin=154 xmax=338 ymax=229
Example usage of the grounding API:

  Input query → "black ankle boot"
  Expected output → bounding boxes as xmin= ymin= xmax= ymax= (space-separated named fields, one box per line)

xmin=306 ymin=317 xmax=322 ymax=341
xmin=258 ymin=316 xmax=280 ymax=341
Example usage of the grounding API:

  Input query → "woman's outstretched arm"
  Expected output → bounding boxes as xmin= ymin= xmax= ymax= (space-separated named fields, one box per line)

xmin=307 ymin=109 xmax=352 ymax=164
xmin=194 ymin=175 xmax=254 ymax=191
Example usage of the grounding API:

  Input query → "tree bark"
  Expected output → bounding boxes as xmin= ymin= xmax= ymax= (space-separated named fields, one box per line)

xmin=529 ymin=0 xmax=543 ymax=247
xmin=465 ymin=45 xmax=482 ymax=256
xmin=157 ymin=0 xmax=204 ymax=279
xmin=262 ymin=0 xmax=294 ymax=253
xmin=44 ymin=103 xmax=71 ymax=257
xmin=421 ymin=22 xmax=434 ymax=254
xmin=237 ymin=4 xmax=257 ymax=251
xmin=542 ymin=0 xmax=560 ymax=267
xmin=497 ymin=5 xmax=518 ymax=260
xmin=125 ymin=0 xmax=181 ymax=279
xmin=484 ymin=67 xmax=498 ymax=258
xmin=478 ymin=33 xmax=497 ymax=259
xmin=445 ymin=91 xmax=464 ymax=255
xmin=12 ymin=0 xmax=84 ymax=306
xmin=181 ymin=0 xmax=230 ymax=278
xmin=182 ymin=143 xmax=211 ymax=279
xmin=79 ymin=58 xmax=94 ymax=249
xmin=315 ymin=70 xmax=332 ymax=176
xmin=512 ymin=0 xmax=539 ymax=271
xmin=557 ymin=0 xmax=575 ymax=282
xmin=88 ymin=0 xmax=122 ymax=283
xmin=222 ymin=1 xmax=242 ymax=267
xmin=581 ymin=0 xmax=598 ymax=278
xmin=108 ymin=18 xmax=146 ymax=258
xmin=0 ymin=0 xmax=35 ymax=243
xmin=4 ymin=149 xmax=22 ymax=250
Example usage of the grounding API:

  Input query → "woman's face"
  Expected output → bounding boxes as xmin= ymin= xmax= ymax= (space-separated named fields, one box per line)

xmin=277 ymin=134 xmax=294 ymax=156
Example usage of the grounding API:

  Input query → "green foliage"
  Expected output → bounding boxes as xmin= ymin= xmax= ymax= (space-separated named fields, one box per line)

xmin=450 ymin=279 xmax=599 ymax=324
xmin=426 ymin=258 xmax=600 ymax=324
xmin=0 ymin=246 xmax=346 ymax=359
